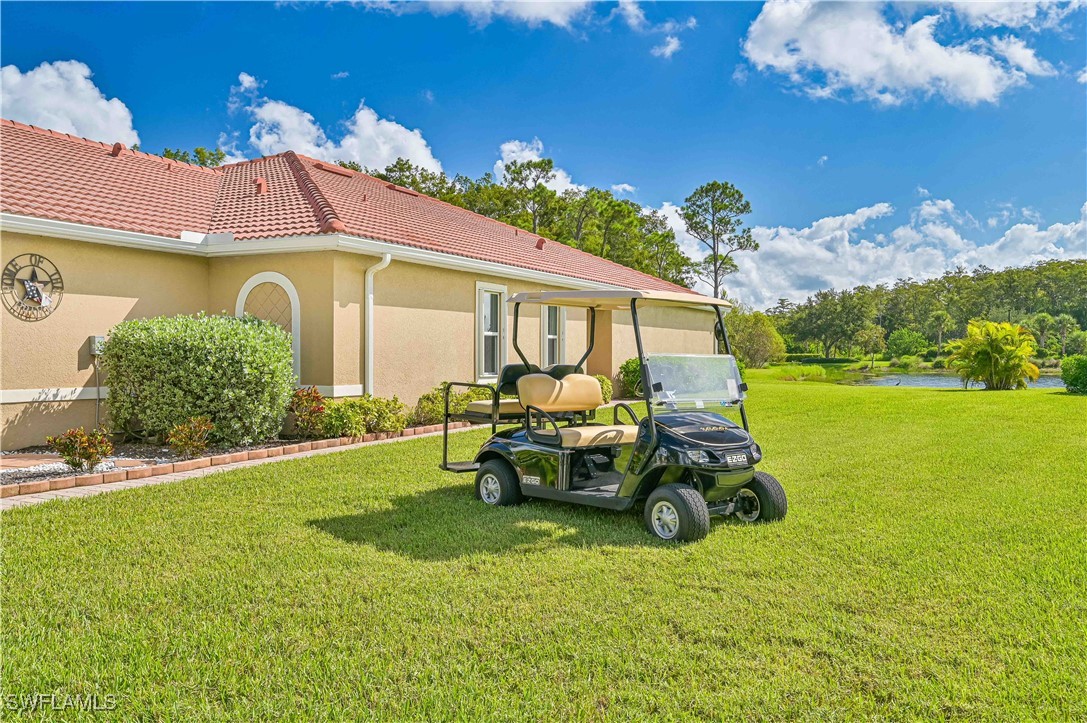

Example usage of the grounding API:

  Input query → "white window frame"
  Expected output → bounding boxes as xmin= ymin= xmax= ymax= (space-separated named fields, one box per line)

xmin=540 ymin=305 xmax=566 ymax=368
xmin=475 ymin=282 xmax=507 ymax=381
xmin=236 ymin=271 xmax=301 ymax=380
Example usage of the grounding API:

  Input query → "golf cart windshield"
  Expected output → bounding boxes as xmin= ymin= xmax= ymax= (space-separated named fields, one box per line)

xmin=646 ymin=354 xmax=746 ymax=408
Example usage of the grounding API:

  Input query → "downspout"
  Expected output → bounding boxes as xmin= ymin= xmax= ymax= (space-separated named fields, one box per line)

xmin=364 ymin=253 xmax=393 ymax=395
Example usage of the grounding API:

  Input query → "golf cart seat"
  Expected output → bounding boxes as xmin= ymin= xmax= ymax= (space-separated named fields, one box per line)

xmin=517 ymin=373 xmax=639 ymax=448
xmin=464 ymin=398 xmax=525 ymax=416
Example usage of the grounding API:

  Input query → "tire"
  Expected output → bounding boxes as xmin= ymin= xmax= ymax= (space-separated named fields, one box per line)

xmin=734 ymin=471 xmax=787 ymax=523
xmin=643 ymin=484 xmax=710 ymax=542
xmin=475 ymin=459 xmax=523 ymax=507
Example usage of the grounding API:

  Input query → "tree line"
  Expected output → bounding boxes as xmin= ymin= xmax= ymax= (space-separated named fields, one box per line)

xmin=764 ymin=260 xmax=1087 ymax=361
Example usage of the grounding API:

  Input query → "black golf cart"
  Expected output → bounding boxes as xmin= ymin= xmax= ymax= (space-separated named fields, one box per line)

xmin=440 ymin=289 xmax=786 ymax=542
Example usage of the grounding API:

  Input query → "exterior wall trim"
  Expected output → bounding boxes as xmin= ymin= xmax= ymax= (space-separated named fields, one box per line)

xmin=235 ymin=271 xmax=303 ymax=380
xmin=1 ymin=387 xmax=108 ymax=404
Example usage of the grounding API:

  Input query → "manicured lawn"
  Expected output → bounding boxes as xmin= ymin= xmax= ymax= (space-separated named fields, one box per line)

xmin=3 ymin=378 xmax=1085 ymax=719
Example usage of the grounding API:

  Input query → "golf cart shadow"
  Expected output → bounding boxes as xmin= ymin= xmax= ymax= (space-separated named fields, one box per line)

xmin=309 ymin=484 xmax=663 ymax=560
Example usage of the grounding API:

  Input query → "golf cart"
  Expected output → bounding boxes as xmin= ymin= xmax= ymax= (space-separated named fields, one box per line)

xmin=440 ymin=289 xmax=786 ymax=542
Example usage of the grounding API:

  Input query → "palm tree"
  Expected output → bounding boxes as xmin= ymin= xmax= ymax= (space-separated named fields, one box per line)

xmin=1025 ymin=312 xmax=1055 ymax=350
xmin=946 ymin=321 xmax=1039 ymax=390
xmin=1054 ymin=314 xmax=1080 ymax=357
xmin=927 ymin=310 xmax=955 ymax=353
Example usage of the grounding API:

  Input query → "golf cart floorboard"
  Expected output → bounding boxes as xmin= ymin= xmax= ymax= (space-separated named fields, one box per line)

xmin=521 ymin=483 xmax=632 ymax=511
xmin=441 ymin=461 xmax=480 ymax=473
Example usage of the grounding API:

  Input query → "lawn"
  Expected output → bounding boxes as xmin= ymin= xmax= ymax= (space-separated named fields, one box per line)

xmin=2 ymin=376 xmax=1085 ymax=720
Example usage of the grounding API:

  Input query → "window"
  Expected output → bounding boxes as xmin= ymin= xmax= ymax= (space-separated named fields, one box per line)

xmin=541 ymin=305 xmax=565 ymax=367
xmin=476 ymin=283 xmax=506 ymax=379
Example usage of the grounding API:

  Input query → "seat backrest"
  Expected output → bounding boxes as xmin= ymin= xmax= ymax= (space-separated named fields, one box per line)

xmin=496 ymin=363 xmax=541 ymax=396
xmin=517 ymin=373 xmax=603 ymax=413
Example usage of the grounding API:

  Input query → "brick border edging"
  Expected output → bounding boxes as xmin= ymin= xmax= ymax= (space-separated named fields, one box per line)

xmin=0 ymin=422 xmax=474 ymax=501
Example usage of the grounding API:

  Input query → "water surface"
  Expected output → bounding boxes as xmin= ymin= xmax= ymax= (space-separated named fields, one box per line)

xmin=861 ymin=373 xmax=1066 ymax=389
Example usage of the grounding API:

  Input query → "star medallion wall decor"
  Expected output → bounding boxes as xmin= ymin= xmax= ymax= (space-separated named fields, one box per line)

xmin=2 ymin=254 xmax=64 ymax=321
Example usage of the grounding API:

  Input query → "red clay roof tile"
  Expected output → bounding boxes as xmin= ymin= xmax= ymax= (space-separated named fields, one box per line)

xmin=1 ymin=120 xmax=695 ymax=294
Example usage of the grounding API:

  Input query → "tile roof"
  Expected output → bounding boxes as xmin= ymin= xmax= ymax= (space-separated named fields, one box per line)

xmin=1 ymin=119 xmax=694 ymax=294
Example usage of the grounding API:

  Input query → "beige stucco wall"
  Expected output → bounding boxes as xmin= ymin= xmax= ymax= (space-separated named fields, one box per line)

xmin=2 ymin=232 xmax=713 ymax=448
xmin=1 ymin=231 xmax=209 ymax=449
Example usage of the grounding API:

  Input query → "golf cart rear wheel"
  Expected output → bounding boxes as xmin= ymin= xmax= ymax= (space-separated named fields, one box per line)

xmin=644 ymin=484 xmax=710 ymax=542
xmin=735 ymin=471 xmax=787 ymax=523
xmin=475 ymin=460 xmax=523 ymax=507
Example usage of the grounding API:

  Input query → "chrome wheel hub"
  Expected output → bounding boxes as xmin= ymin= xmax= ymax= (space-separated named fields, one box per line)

xmin=651 ymin=500 xmax=680 ymax=539
xmin=479 ymin=473 xmax=501 ymax=504
xmin=735 ymin=488 xmax=760 ymax=522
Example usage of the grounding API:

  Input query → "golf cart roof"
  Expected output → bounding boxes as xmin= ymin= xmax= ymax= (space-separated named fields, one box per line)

xmin=507 ymin=289 xmax=731 ymax=311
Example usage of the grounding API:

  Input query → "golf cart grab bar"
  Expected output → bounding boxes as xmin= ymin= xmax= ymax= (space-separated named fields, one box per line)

xmin=442 ymin=381 xmax=499 ymax=470
xmin=523 ymin=404 xmax=564 ymax=446
xmin=512 ymin=303 xmax=596 ymax=373
xmin=613 ymin=402 xmax=640 ymax=426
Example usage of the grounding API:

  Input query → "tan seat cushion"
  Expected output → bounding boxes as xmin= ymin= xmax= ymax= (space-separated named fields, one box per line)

xmin=464 ymin=399 xmax=525 ymax=416
xmin=517 ymin=373 xmax=602 ymax=413
xmin=536 ymin=425 xmax=640 ymax=448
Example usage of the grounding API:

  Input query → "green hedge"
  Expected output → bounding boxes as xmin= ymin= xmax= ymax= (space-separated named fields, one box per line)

xmin=102 ymin=314 xmax=295 ymax=446
xmin=408 ymin=383 xmax=494 ymax=427
xmin=1061 ymin=355 xmax=1087 ymax=394
xmin=618 ymin=358 xmax=642 ymax=398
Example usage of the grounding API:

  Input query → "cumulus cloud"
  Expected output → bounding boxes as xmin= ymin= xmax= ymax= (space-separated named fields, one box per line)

xmin=817 ymin=154 xmax=828 ymax=166
xmin=651 ymin=36 xmax=682 ymax=59
xmin=331 ymin=71 xmax=350 ymax=80
xmin=712 ymin=200 xmax=1086 ymax=308
xmin=493 ymin=138 xmax=582 ymax=192
xmin=365 ymin=0 xmax=594 ymax=29
xmin=952 ymin=1 xmax=1084 ymax=30
xmin=612 ymin=183 xmax=636 ymax=195
xmin=0 ymin=60 xmax=139 ymax=145
xmin=227 ymin=73 xmax=442 ymax=171
xmin=740 ymin=1 xmax=1059 ymax=105
xmin=1078 ymin=67 xmax=1087 ymax=83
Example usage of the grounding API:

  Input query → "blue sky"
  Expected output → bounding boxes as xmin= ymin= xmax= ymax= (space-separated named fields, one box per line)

xmin=2 ymin=1 xmax=1085 ymax=306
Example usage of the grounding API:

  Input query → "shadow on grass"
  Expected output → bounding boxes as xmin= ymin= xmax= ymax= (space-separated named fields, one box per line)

xmin=309 ymin=484 xmax=661 ymax=560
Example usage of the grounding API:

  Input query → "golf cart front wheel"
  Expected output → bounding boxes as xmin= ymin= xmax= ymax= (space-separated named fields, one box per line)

xmin=475 ymin=460 xmax=523 ymax=506
xmin=644 ymin=484 xmax=710 ymax=542
xmin=734 ymin=471 xmax=787 ymax=523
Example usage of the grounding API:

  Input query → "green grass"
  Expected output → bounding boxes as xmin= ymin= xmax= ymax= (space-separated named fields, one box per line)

xmin=3 ymin=380 xmax=1085 ymax=720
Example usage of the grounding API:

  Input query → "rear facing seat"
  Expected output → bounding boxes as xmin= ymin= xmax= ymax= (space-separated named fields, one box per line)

xmin=516 ymin=373 xmax=639 ymax=448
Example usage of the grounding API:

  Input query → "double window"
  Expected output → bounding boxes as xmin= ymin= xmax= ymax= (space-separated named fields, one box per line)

xmin=476 ymin=283 xmax=507 ymax=380
xmin=541 ymin=305 xmax=565 ymax=367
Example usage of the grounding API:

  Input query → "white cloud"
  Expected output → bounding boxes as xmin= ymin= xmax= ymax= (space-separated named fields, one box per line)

xmin=952 ymin=1 xmax=1084 ymax=30
xmin=916 ymin=185 xmax=931 ymax=197
xmin=238 ymin=77 xmax=442 ymax=171
xmin=651 ymin=36 xmax=682 ymax=59
xmin=740 ymin=1 xmax=1058 ymax=105
xmin=421 ymin=89 xmax=435 ymax=103
xmin=616 ymin=0 xmax=646 ymax=30
xmin=0 ymin=60 xmax=139 ymax=145
xmin=331 ymin=71 xmax=350 ymax=80
xmin=710 ymin=199 xmax=1086 ymax=308
xmin=987 ymin=203 xmax=1045 ymax=228
xmin=612 ymin=183 xmax=636 ymax=195
xmin=370 ymin=0 xmax=595 ymax=29
xmin=237 ymin=72 xmax=261 ymax=91
xmin=817 ymin=154 xmax=828 ymax=166
xmin=1078 ymin=67 xmax=1087 ymax=83
xmin=493 ymin=138 xmax=582 ymax=192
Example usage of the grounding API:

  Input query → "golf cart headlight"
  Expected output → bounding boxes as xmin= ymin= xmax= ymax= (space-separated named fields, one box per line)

xmin=751 ymin=444 xmax=762 ymax=462
xmin=686 ymin=449 xmax=710 ymax=464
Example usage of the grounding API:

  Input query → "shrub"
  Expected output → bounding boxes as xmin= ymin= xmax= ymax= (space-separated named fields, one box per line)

xmin=594 ymin=375 xmax=613 ymax=404
xmin=947 ymin=321 xmax=1039 ymax=390
xmin=932 ymin=358 xmax=947 ymax=370
xmin=619 ymin=357 xmax=642 ymax=397
xmin=887 ymin=328 xmax=929 ymax=358
xmin=923 ymin=346 xmax=939 ymax=361
xmin=408 ymin=383 xmax=495 ymax=427
xmin=1061 ymin=355 xmax=1087 ymax=394
xmin=102 ymin=314 xmax=295 ymax=447
xmin=723 ymin=309 xmax=786 ymax=368
xmin=322 ymin=399 xmax=367 ymax=438
xmin=354 ymin=395 xmax=407 ymax=434
xmin=46 ymin=427 xmax=113 ymax=472
xmin=289 ymin=386 xmax=326 ymax=439
xmin=771 ymin=364 xmax=827 ymax=382
xmin=894 ymin=355 xmax=920 ymax=371
xmin=166 ymin=416 xmax=214 ymax=458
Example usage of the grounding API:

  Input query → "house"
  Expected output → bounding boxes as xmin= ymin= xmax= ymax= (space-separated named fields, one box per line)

xmin=0 ymin=120 xmax=715 ymax=449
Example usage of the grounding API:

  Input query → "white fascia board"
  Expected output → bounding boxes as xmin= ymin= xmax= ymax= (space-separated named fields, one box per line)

xmin=1 ymin=213 xmax=204 ymax=255
xmin=1 ymin=213 xmax=626 ymax=291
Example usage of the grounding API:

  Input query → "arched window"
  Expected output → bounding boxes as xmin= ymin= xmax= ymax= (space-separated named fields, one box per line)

xmin=236 ymin=272 xmax=301 ymax=379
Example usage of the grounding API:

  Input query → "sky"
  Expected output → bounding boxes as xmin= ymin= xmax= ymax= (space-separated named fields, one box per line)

xmin=1 ymin=0 xmax=1085 ymax=307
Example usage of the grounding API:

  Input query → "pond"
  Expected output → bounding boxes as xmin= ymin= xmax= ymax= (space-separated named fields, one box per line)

xmin=861 ymin=373 xmax=1066 ymax=389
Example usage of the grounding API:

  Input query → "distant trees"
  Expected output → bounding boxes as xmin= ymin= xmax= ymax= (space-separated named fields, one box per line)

xmin=724 ymin=308 xmax=786 ymax=368
xmin=161 ymin=147 xmax=226 ymax=167
xmin=887 ymin=329 xmax=928 ymax=358
xmin=680 ymin=181 xmax=757 ymax=300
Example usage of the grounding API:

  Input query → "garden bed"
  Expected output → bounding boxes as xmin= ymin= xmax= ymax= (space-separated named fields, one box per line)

xmin=0 ymin=422 xmax=473 ymax=498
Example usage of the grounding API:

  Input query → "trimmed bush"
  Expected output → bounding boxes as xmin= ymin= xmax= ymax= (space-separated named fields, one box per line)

xmin=352 ymin=395 xmax=407 ymax=434
xmin=408 ymin=383 xmax=495 ymax=427
xmin=619 ymin=357 xmax=642 ymax=398
xmin=594 ymin=375 xmax=613 ymax=404
xmin=102 ymin=314 xmax=295 ymax=446
xmin=47 ymin=427 xmax=113 ymax=471
xmin=1061 ymin=355 xmax=1087 ymax=394
xmin=322 ymin=400 xmax=367 ymax=438
xmin=289 ymin=387 xmax=326 ymax=439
